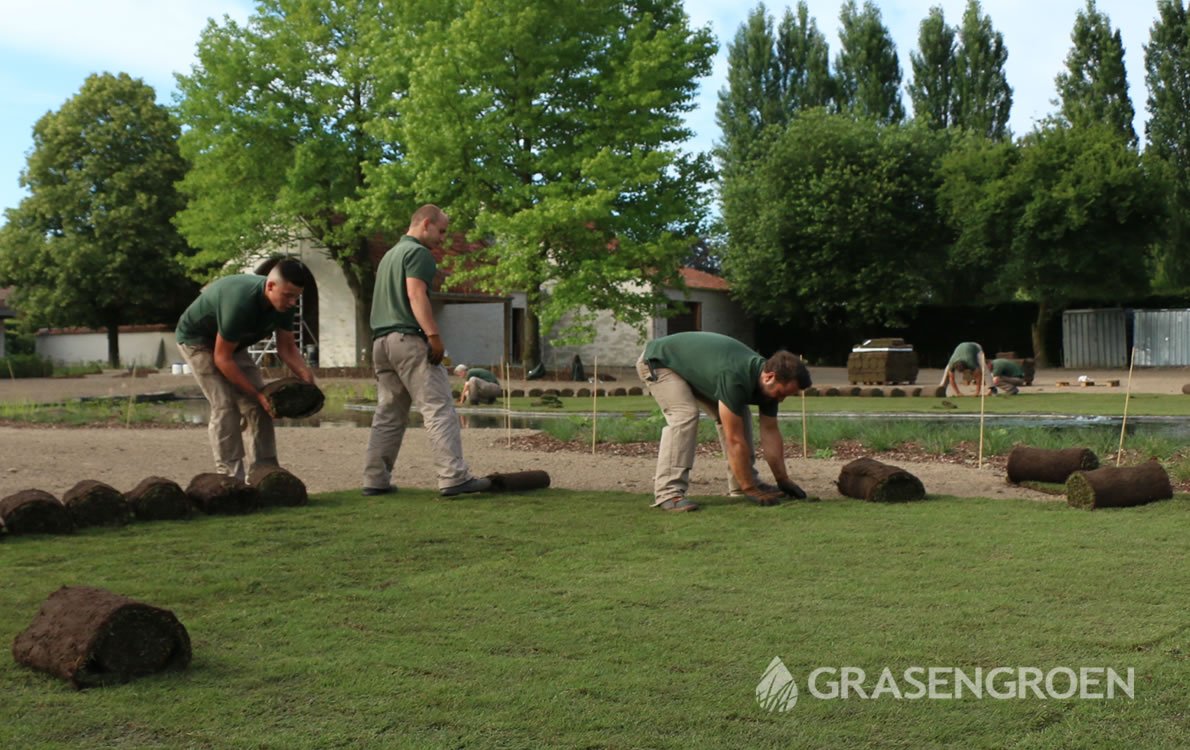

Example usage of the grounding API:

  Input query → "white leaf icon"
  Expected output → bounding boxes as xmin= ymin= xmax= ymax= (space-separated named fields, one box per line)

xmin=756 ymin=656 xmax=798 ymax=712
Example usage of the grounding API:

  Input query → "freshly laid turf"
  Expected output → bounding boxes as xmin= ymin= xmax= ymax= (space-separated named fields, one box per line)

xmin=1 ymin=490 xmax=1187 ymax=749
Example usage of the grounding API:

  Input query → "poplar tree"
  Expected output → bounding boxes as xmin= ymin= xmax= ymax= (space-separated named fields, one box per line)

xmin=1055 ymin=0 xmax=1136 ymax=143
xmin=833 ymin=0 xmax=904 ymax=124
xmin=1145 ymin=0 xmax=1190 ymax=286
xmin=952 ymin=0 xmax=1012 ymax=139
xmin=908 ymin=6 xmax=956 ymax=130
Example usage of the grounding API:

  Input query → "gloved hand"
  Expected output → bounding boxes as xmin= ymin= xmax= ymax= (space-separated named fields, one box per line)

xmin=777 ymin=478 xmax=807 ymax=499
xmin=741 ymin=485 xmax=784 ymax=506
xmin=427 ymin=334 xmax=445 ymax=365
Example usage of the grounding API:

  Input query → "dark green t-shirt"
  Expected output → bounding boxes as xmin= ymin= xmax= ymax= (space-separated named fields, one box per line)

xmin=371 ymin=235 xmax=437 ymax=339
xmin=175 ymin=275 xmax=295 ymax=350
xmin=643 ymin=331 xmax=775 ymax=417
xmin=466 ymin=367 xmax=499 ymax=384
xmin=946 ymin=342 xmax=983 ymax=371
xmin=991 ymin=359 xmax=1024 ymax=378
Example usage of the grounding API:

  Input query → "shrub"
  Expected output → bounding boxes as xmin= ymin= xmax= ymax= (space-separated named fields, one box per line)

xmin=0 ymin=354 xmax=53 ymax=379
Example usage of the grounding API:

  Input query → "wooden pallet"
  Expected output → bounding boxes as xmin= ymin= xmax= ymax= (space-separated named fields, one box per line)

xmin=1054 ymin=380 xmax=1121 ymax=388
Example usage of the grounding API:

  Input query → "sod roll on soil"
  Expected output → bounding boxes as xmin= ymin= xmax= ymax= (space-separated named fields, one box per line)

xmin=837 ymin=458 xmax=926 ymax=502
xmin=260 ymin=377 xmax=325 ymax=418
xmin=1065 ymin=460 xmax=1173 ymax=510
xmin=62 ymin=480 xmax=131 ymax=528
xmin=12 ymin=586 xmax=191 ymax=689
xmin=1006 ymin=446 xmax=1099 ymax=485
xmin=125 ymin=476 xmax=193 ymax=521
xmin=185 ymin=473 xmax=260 ymax=514
xmin=486 ymin=470 xmax=552 ymax=492
xmin=0 ymin=489 xmax=74 ymax=535
xmin=248 ymin=466 xmax=308 ymax=507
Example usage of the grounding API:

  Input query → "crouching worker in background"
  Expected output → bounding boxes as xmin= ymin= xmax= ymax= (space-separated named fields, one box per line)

xmin=454 ymin=364 xmax=502 ymax=405
xmin=636 ymin=331 xmax=812 ymax=512
xmin=941 ymin=341 xmax=989 ymax=397
xmin=175 ymin=258 xmax=316 ymax=480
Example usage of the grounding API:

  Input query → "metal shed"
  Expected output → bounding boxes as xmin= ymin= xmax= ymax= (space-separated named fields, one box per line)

xmin=1061 ymin=308 xmax=1128 ymax=368
xmin=1133 ymin=309 xmax=1190 ymax=366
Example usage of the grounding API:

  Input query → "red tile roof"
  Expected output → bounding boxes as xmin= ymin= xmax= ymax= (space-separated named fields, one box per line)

xmin=680 ymin=267 xmax=730 ymax=291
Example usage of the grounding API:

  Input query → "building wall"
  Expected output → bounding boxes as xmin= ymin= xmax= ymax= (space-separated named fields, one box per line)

xmin=438 ymin=301 xmax=506 ymax=368
xmin=36 ymin=330 xmax=177 ymax=367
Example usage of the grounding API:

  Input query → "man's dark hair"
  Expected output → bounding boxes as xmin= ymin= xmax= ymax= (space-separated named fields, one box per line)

xmin=271 ymin=258 xmax=311 ymax=288
xmin=764 ymin=350 xmax=812 ymax=389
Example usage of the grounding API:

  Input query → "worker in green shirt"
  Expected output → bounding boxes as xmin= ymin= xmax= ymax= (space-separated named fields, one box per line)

xmin=988 ymin=358 xmax=1026 ymax=395
xmin=636 ymin=331 xmax=812 ymax=512
xmin=176 ymin=258 xmax=315 ymax=480
xmin=454 ymin=364 xmax=502 ymax=405
xmin=940 ymin=341 xmax=989 ymax=397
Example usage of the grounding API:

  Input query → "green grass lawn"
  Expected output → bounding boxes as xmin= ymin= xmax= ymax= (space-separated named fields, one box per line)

xmin=3 ymin=489 xmax=1187 ymax=749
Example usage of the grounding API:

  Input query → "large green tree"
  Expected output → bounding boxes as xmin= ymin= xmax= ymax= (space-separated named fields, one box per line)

xmin=1145 ymin=0 xmax=1190 ymax=287
xmin=720 ymin=110 xmax=950 ymax=327
xmin=716 ymin=2 xmax=832 ymax=171
xmin=951 ymin=0 xmax=1012 ymax=139
xmin=0 ymin=73 xmax=196 ymax=366
xmin=833 ymin=0 xmax=904 ymax=124
xmin=1055 ymin=0 xmax=1136 ymax=143
xmin=908 ymin=6 xmax=956 ymax=130
xmin=174 ymin=0 xmax=439 ymax=362
xmin=940 ymin=124 xmax=1162 ymax=364
xmin=377 ymin=0 xmax=716 ymax=368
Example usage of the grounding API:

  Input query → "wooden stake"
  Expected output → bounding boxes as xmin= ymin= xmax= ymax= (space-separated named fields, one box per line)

xmin=592 ymin=356 xmax=598 ymax=455
xmin=800 ymin=390 xmax=808 ymax=458
xmin=125 ymin=394 xmax=135 ymax=428
xmin=1117 ymin=346 xmax=1137 ymax=467
xmin=977 ymin=373 xmax=987 ymax=469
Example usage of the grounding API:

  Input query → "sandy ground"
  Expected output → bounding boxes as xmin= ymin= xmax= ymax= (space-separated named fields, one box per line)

xmin=1 ymin=364 xmax=1187 ymax=503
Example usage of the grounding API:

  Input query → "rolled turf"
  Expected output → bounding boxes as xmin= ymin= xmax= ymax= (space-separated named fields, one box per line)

xmin=486 ymin=470 xmax=552 ymax=492
xmin=62 ymin=480 xmax=131 ymax=528
xmin=1065 ymin=460 xmax=1173 ymax=510
xmin=837 ymin=457 xmax=926 ymax=503
xmin=1006 ymin=446 xmax=1099 ymax=485
xmin=260 ymin=377 xmax=325 ymax=419
xmin=125 ymin=477 xmax=193 ymax=521
xmin=185 ymin=473 xmax=259 ymax=515
xmin=0 ymin=489 xmax=74 ymax=535
xmin=248 ymin=466 xmax=308 ymax=507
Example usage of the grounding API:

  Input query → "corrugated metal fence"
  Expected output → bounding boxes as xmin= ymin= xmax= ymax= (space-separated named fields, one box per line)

xmin=1062 ymin=309 xmax=1128 ymax=368
xmin=1133 ymin=309 xmax=1190 ymax=366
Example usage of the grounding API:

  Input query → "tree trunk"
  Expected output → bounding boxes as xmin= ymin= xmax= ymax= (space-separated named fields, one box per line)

xmin=1031 ymin=299 xmax=1050 ymax=367
xmin=106 ymin=322 xmax=120 ymax=368
xmin=523 ymin=305 xmax=542 ymax=372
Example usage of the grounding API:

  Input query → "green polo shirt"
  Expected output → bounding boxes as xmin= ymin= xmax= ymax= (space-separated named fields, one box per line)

xmin=175 ymin=275 xmax=295 ymax=350
xmin=466 ymin=367 xmax=499 ymax=384
xmin=946 ymin=342 xmax=983 ymax=371
xmin=643 ymin=331 xmax=775 ymax=418
xmin=991 ymin=359 xmax=1024 ymax=378
xmin=371 ymin=235 xmax=437 ymax=339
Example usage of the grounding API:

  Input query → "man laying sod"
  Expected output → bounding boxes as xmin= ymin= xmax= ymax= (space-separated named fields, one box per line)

xmin=175 ymin=258 xmax=316 ymax=481
xmin=635 ymin=331 xmax=812 ymax=512
xmin=940 ymin=340 xmax=989 ymax=397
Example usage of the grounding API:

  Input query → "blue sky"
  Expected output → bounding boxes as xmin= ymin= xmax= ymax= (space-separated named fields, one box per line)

xmin=0 ymin=0 xmax=1162 ymax=222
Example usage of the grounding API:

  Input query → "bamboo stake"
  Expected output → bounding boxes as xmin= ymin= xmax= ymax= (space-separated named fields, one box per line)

xmin=977 ymin=369 xmax=987 ymax=469
xmin=800 ymin=390 xmax=808 ymax=458
xmin=504 ymin=358 xmax=512 ymax=448
xmin=125 ymin=394 xmax=135 ymax=428
xmin=1117 ymin=346 xmax=1137 ymax=467
xmin=592 ymin=356 xmax=598 ymax=455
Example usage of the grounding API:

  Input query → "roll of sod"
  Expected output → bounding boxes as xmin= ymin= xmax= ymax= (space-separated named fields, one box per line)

xmin=62 ymin=480 xmax=131 ymax=528
xmin=248 ymin=466 xmax=308 ymax=507
xmin=1065 ymin=461 xmax=1173 ymax=510
xmin=486 ymin=470 xmax=552 ymax=492
xmin=837 ymin=458 xmax=926 ymax=503
xmin=0 ymin=489 xmax=74 ymax=535
xmin=1006 ymin=446 xmax=1099 ymax=485
xmin=185 ymin=473 xmax=259 ymax=515
xmin=12 ymin=585 xmax=191 ymax=689
xmin=260 ymin=377 xmax=325 ymax=418
xmin=125 ymin=477 xmax=193 ymax=521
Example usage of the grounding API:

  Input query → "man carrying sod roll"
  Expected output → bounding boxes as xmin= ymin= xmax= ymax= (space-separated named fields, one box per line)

xmin=635 ymin=332 xmax=812 ymax=512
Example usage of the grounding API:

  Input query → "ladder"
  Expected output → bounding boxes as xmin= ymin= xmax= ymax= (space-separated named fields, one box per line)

xmin=249 ymin=294 xmax=315 ymax=365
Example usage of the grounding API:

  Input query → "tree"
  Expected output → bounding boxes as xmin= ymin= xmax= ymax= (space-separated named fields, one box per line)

xmin=716 ymin=2 xmax=831 ymax=173
xmin=1145 ymin=0 xmax=1190 ymax=287
xmin=174 ymin=0 xmax=444 ymax=363
xmin=378 ymin=0 xmax=716 ymax=368
xmin=720 ymin=110 xmax=950 ymax=327
xmin=833 ymin=0 xmax=903 ymax=124
xmin=908 ymin=6 xmax=956 ymax=130
xmin=952 ymin=0 xmax=1012 ymax=139
xmin=1055 ymin=0 xmax=1136 ymax=143
xmin=940 ymin=124 xmax=1163 ymax=364
xmin=0 ymin=73 xmax=197 ymax=367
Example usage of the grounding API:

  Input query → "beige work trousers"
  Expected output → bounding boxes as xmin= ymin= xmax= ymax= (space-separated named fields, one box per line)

xmin=363 ymin=332 xmax=475 ymax=491
xmin=636 ymin=356 xmax=761 ymax=505
xmin=177 ymin=342 xmax=277 ymax=481
xmin=465 ymin=377 xmax=503 ymax=404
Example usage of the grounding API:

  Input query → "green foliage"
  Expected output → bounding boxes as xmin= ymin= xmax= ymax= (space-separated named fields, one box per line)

xmin=720 ymin=110 xmax=950 ymax=326
xmin=0 ymin=73 xmax=197 ymax=367
xmin=951 ymin=0 xmax=1012 ymax=140
xmin=377 ymin=0 xmax=716 ymax=354
xmin=833 ymin=0 xmax=904 ymax=124
xmin=2 ymin=490 xmax=1188 ymax=747
xmin=1144 ymin=0 xmax=1190 ymax=288
xmin=1056 ymin=0 xmax=1136 ymax=144
xmin=908 ymin=6 xmax=957 ymax=130
xmin=0 ymin=354 xmax=53 ymax=379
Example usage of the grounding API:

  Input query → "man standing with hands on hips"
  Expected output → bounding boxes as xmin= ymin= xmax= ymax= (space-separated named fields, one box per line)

xmin=636 ymin=331 xmax=812 ymax=512
xmin=362 ymin=204 xmax=490 ymax=497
